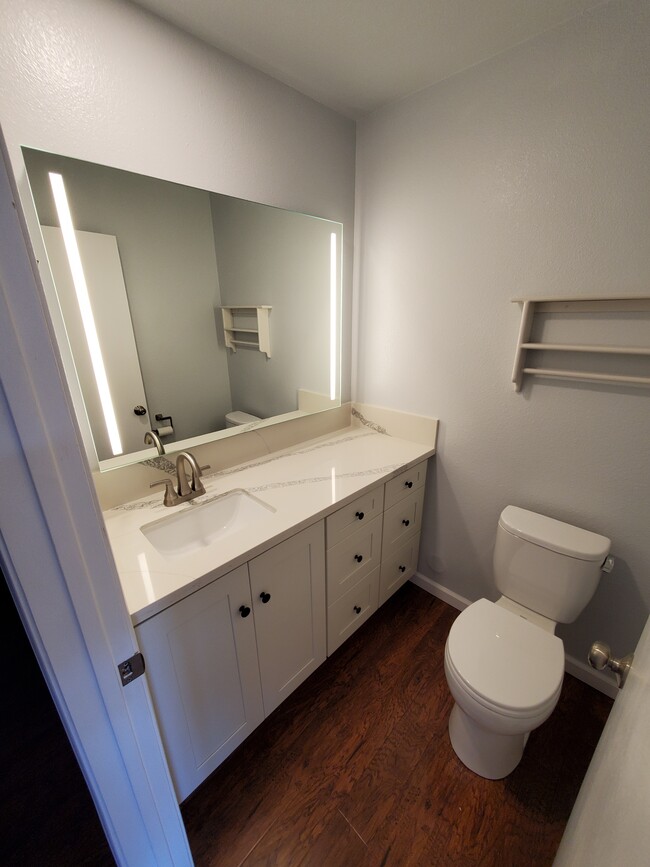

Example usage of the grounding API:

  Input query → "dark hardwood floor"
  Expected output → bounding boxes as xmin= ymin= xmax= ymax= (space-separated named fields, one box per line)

xmin=182 ymin=583 xmax=612 ymax=867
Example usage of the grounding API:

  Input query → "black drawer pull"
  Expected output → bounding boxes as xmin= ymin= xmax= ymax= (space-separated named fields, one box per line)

xmin=260 ymin=592 xmax=271 ymax=604
xmin=402 ymin=519 xmax=410 ymax=527
xmin=404 ymin=480 xmax=413 ymax=488
xmin=354 ymin=554 xmax=363 ymax=563
xmin=355 ymin=511 xmax=365 ymax=521
xmin=239 ymin=605 xmax=251 ymax=618
xmin=354 ymin=605 xmax=362 ymax=614
xmin=399 ymin=565 xmax=406 ymax=573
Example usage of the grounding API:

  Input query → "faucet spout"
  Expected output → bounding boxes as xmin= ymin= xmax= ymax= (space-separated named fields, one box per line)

xmin=151 ymin=450 xmax=211 ymax=506
xmin=176 ymin=451 xmax=206 ymax=498
xmin=144 ymin=430 xmax=165 ymax=455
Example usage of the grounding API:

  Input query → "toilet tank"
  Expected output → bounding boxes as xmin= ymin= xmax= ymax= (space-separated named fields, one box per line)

xmin=225 ymin=411 xmax=261 ymax=428
xmin=493 ymin=506 xmax=611 ymax=623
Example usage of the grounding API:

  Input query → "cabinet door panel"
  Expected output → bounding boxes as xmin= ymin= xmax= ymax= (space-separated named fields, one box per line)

xmin=384 ymin=460 xmax=428 ymax=509
xmin=326 ymin=486 xmax=384 ymax=548
xmin=379 ymin=533 xmax=421 ymax=604
xmin=327 ymin=567 xmax=380 ymax=655
xmin=135 ymin=565 xmax=264 ymax=802
xmin=381 ymin=487 xmax=425 ymax=557
xmin=249 ymin=523 xmax=326 ymax=715
xmin=326 ymin=514 xmax=383 ymax=604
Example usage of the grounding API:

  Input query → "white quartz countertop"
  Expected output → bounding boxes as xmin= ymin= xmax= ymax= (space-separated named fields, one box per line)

xmin=104 ymin=427 xmax=435 ymax=625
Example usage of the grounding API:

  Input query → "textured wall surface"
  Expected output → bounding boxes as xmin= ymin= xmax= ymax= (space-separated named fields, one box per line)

xmin=355 ymin=0 xmax=650 ymax=662
xmin=0 ymin=0 xmax=356 ymax=406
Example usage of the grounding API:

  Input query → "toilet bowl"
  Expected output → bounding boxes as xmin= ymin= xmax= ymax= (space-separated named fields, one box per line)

xmin=444 ymin=598 xmax=564 ymax=778
xmin=444 ymin=506 xmax=610 ymax=779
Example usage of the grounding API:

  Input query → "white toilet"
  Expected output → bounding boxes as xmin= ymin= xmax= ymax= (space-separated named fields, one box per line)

xmin=225 ymin=410 xmax=261 ymax=428
xmin=444 ymin=505 xmax=611 ymax=780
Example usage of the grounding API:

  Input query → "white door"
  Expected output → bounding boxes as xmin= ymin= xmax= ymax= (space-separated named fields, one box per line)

xmin=1 ymin=134 xmax=192 ymax=865
xmin=249 ymin=522 xmax=327 ymax=715
xmin=136 ymin=566 xmax=265 ymax=802
xmin=40 ymin=225 xmax=151 ymax=459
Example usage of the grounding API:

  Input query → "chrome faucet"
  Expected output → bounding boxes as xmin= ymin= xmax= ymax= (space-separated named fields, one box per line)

xmin=151 ymin=451 xmax=210 ymax=506
xmin=144 ymin=430 xmax=165 ymax=455
xmin=176 ymin=451 xmax=205 ymax=498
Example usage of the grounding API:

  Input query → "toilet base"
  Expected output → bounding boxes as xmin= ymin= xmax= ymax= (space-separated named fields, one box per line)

xmin=448 ymin=704 xmax=528 ymax=779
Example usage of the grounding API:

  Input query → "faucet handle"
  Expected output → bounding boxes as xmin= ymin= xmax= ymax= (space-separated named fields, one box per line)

xmin=200 ymin=464 xmax=211 ymax=474
xmin=151 ymin=477 xmax=180 ymax=507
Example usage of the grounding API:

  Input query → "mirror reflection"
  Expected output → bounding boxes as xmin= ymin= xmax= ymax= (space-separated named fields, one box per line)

xmin=22 ymin=148 xmax=342 ymax=468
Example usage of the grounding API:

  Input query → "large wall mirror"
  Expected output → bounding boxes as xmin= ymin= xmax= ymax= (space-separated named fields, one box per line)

xmin=22 ymin=148 xmax=342 ymax=471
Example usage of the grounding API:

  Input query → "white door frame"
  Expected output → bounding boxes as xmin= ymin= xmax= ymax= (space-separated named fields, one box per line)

xmin=0 ymin=132 xmax=193 ymax=865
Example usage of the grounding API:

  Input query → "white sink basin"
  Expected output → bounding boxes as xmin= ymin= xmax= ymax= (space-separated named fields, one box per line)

xmin=141 ymin=489 xmax=276 ymax=557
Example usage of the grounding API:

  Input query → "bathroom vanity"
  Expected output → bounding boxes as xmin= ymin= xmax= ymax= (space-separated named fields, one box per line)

xmin=104 ymin=426 xmax=435 ymax=801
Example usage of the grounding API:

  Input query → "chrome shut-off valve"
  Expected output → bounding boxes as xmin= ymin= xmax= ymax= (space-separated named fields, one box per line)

xmin=588 ymin=641 xmax=634 ymax=689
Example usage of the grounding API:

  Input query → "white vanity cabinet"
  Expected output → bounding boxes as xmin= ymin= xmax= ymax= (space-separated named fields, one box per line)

xmin=135 ymin=564 xmax=264 ymax=802
xmin=130 ymin=454 xmax=430 ymax=800
xmin=325 ymin=460 xmax=428 ymax=653
xmin=135 ymin=523 xmax=326 ymax=802
xmin=248 ymin=522 xmax=326 ymax=716
xmin=379 ymin=462 xmax=427 ymax=604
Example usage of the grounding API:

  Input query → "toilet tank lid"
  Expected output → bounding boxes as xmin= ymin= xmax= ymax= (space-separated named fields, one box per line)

xmin=226 ymin=411 xmax=260 ymax=424
xmin=499 ymin=506 xmax=610 ymax=562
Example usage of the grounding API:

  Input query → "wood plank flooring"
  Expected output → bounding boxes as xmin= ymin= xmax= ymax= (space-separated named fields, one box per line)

xmin=181 ymin=583 xmax=612 ymax=867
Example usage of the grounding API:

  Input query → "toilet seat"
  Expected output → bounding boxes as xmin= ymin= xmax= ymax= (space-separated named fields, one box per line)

xmin=446 ymin=599 xmax=565 ymax=716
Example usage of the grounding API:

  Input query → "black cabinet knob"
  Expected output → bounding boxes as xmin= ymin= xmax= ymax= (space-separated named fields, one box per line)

xmin=404 ymin=480 xmax=413 ymax=488
xmin=239 ymin=605 xmax=251 ymax=618
xmin=355 ymin=511 xmax=365 ymax=521
xmin=402 ymin=519 xmax=410 ymax=527
xmin=354 ymin=554 xmax=363 ymax=563
xmin=133 ymin=405 xmax=147 ymax=416
xmin=399 ymin=565 xmax=406 ymax=573
xmin=260 ymin=592 xmax=271 ymax=604
xmin=354 ymin=605 xmax=362 ymax=614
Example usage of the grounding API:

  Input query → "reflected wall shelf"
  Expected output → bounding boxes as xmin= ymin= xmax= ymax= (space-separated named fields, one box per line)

xmin=221 ymin=306 xmax=271 ymax=358
xmin=511 ymin=295 xmax=650 ymax=392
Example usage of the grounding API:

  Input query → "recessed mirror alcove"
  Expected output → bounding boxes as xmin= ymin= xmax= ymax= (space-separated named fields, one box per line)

xmin=22 ymin=147 xmax=343 ymax=470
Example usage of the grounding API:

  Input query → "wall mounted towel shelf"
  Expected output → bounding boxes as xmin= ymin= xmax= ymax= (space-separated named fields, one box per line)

xmin=511 ymin=295 xmax=650 ymax=392
xmin=221 ymin=306 xmax=271 ymax=358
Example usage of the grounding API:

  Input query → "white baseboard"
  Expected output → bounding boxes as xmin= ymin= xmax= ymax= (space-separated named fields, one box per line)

xmin=564 ymin=654 xmax=618 ymax=699
xmin=410 ymin=572 xmax=618 ymax=699
xmin=409 ymin=572 xmax=471 ymax=611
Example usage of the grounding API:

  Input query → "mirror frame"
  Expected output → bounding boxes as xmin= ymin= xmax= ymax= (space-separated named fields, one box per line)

xmin=20 ymin=147 xmax=344 ymax=472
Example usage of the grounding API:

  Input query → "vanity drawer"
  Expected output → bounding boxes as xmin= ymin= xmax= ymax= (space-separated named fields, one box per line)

xmin=326 ymin=486 xmax=384 ymax=548
xmin=382 ymin=486 xmax=425 ymax=558
xmin=384 ymin=460 xmax=428 ymax=510
xmin=327 ymin=515 xmax=383 ymax=604
xmin=327 ymin=567 xmax=380 ymax=655
xmin=379 ymin=533 xmax=421 ymax=605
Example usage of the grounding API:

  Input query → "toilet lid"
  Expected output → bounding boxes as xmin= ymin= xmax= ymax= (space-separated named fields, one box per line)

xmin=447 ymin=599 xmax=565 ymax=713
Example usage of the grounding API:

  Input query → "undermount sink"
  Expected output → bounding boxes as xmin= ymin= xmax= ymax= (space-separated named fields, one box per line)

xmin=141 ymin=489 xmax=276 ymax=557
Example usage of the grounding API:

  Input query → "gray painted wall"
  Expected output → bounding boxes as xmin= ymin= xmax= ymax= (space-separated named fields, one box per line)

xmin=210 ymin=194 xmax=339 ymax=419
xmin=23 ymin=149 xmax=233 ymax=444
xmin=0 ymin=0 xmax=356 ymax=429
xmin=355 ymin=0 xmax=650 ymax=662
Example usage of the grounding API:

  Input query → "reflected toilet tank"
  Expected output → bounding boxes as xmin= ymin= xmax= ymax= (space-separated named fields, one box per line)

xmin=225 ymin=411 xmax=262 ymax=428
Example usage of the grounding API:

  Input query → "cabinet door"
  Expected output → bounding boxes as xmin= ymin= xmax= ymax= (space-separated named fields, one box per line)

xmin=249 ymin=523 xmax=326 ymax=716
xmin=379 ymin=533 xmax=421 ymax=604
xmin=135 ymin=565 xmax=264 ymax=802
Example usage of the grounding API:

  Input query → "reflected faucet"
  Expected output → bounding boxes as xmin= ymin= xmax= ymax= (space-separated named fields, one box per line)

xmin=150 ymin=450 xmax=211 ymax=506
xmin=144 ymin=430 xmax=165 ymax=455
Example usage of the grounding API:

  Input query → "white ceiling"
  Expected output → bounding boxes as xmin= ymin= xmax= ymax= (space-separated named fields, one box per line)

xmin=130 ymin=0 xmax=607 ymax=117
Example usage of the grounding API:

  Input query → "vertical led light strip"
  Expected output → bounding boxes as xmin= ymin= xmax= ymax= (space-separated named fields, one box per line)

xmin=49 ymin=172 xmax=123 ymax=456
xmin=329 ymin=232 xmax=338 ymax=401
